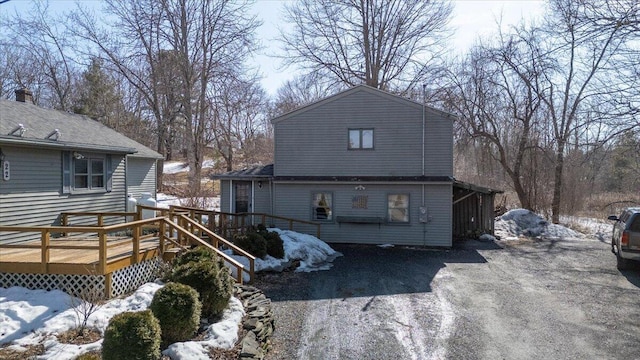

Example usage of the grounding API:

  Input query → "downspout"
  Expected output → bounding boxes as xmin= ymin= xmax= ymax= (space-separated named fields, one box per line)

xmin=422 ymin=84 xmax=427 ymax=246
xmin=229 ymin=179 xmax=233 ymax=212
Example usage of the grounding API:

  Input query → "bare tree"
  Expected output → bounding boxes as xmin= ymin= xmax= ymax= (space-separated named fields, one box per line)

xmin=210 ymin=73 xmax=271 ymax=171
xmin=279 ymin=0 xmax=452 ymax=94
xmin=1 ymin=0 xmax=79 ymax=110
xmin=443 ymin=40 xmax=551 ymax=212
xmin=532 ymin=0 xmax=638 ymax=222
xmin=71 ymin=0 xmax=260 ymax=193
xmin=271 ymin=73 xmax=333 ymax=116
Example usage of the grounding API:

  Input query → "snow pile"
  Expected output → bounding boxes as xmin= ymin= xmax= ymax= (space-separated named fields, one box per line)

xmin=155 ymin=194 xmax=220 ymax=211
xmin=225 ymin=228 xmax=342 ymax=280
xmin=495 ymin=209 xmax=583 ymax=241
xmin=0 ymin=283 xmax=161 ymax=359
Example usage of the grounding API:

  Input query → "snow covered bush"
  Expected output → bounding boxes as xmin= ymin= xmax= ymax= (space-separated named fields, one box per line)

xmin=102 ymin=310 xmax=161 ymax=360
xmin=168 ymin=248 xmax=234 ymax=318
xmin=233 ymin=232 xmax=268 ymax=259
xmin=149 ymin=282 xmax=201 ymax=348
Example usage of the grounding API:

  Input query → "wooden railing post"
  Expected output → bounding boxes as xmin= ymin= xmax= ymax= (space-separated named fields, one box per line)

xmin=98 ymin=214 xmax=104 ymax=227
xmin=136 ymin=205 xmax=142 ymax=221
xmin=41 ymin=229 xmax=50 ymax=273
xmin=159 ymin=219 xmax=166 ymax=254
xmin=99 ymin=230 xmax=107 ymax=274
xmin=132 ymin=222 xmax=140 ymax=263
xmin=288 ymin=219 xmax=293 ymax=231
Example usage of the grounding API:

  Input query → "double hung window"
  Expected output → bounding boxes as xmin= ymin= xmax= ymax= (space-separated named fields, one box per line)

xmin=348 ymin=129 xmax=374 ymax=149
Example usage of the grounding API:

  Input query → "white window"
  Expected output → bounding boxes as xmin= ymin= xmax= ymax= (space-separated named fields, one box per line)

xmin=388 ymin=194 xmax=409 ymax=223
xmin=348 ymin=129 xmax=374 ymax=149
xmin=74 ymin=157 xmax=105 ymax=190
xmin=312 ymin=192 xmax=333 ymax=221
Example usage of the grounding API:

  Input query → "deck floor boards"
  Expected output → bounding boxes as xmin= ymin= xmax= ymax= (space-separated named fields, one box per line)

xmin=0 ymin=236 xmax=161 ymax=265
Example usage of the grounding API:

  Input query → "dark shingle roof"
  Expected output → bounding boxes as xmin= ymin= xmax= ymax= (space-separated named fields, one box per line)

xmin=211 ymin=164 xmax=274 ymax=180
xmin=0 ymin=99 xmax=162 ymax=159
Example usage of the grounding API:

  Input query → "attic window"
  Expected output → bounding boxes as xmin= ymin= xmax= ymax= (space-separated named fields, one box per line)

xmin=348 ymin=129 xmax=374 ymax=150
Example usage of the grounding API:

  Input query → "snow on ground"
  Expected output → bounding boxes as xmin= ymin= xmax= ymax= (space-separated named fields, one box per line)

xmin=163 ymin=160 xmax=216 ymax=175
xmin=155 ymin=194 xmax=220 ymax=211
xmin=0 ymin=229 xmax=340 ymax=359
xmin=495 ymin=208 xmax=612 ymax=241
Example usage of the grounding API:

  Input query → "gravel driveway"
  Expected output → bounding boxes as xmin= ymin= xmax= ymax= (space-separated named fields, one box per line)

xmin=255 ymin=237 xmax=640 ymax=360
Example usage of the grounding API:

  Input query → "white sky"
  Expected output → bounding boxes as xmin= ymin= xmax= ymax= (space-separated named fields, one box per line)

xmin=3 ymin=0 xmax=546 ymax=95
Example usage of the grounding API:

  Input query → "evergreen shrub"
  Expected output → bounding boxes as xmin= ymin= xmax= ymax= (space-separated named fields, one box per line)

xmin=149 ymin=282 xmax=202 ymax=348
xmin=168 ymin=256 xmax=234 ymax=318
xmin=264 ymin=231 xmax=285 ymax=259
xmin=101 ymin=310 xmax=161 ymax=360
xmin=233 ymin=232 xmax=268 ymax=259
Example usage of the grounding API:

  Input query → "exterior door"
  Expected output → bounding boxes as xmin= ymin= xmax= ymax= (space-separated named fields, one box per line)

xmin=234 ymin=181 xmax=251 ymax=213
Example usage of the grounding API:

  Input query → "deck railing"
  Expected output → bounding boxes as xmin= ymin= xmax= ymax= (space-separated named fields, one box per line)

xmin=0 ymin=216 xmax=250 ymax=295
xmin=168 ymin=204 xmax=322 ymax=239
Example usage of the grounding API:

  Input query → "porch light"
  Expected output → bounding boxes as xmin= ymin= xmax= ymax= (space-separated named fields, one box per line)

xmin=0 ymin=148 xmax=4 ymax=162
xmin=73 ymin=151 xmax=85 ymax=160
xmin=258 ymin=181 xmax=263 ymax=189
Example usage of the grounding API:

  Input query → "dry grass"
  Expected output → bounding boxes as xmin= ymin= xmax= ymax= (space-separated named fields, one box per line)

xmin=0 ymin=343 xmax=45 ymax=359
xmin=57 ymin=328 xmax=102 ymax=345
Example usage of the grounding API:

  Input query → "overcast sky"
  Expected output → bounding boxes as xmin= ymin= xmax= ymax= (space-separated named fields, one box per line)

xmin=4 ymin=0 xmax=546 ymax=96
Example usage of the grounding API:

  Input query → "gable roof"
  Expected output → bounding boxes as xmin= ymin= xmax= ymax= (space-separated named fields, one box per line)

xmin=0 ymin=99 xmax=162 ymax=159
xmin=271 ymin=84 xmax=456 ymax=124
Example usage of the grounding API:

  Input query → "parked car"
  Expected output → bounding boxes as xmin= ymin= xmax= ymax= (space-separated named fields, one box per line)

xmin=608 ymin=208 xmax=640 ymax=270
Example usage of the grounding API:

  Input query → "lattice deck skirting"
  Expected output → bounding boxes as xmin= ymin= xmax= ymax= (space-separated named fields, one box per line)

xmin=0 ymin=258 xmax=165 ymax=299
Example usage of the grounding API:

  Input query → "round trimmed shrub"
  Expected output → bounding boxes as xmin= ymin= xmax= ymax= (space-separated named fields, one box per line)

xmin=102 ymin=310 xmax=161 ymax=360
xmin=264 ymin=231 xmax=285 ymax=259
xmin=172 ymin=246 xmax=217 ymax=267
xmin=233 ymin=232 xmax=267 ymax=259
xmin=150 ymin=282 xmax=202 ymax=348
xmin=168 ymin=258 xmax=234 ymax=318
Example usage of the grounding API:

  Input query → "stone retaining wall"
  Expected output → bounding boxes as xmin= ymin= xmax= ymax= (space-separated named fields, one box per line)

xmin=235 ymin=285 xmax=275 ymax=360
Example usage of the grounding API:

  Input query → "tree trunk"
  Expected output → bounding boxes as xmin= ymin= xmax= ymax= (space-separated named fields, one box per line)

xmin=551 ymin=143 xmax=565 ymax=224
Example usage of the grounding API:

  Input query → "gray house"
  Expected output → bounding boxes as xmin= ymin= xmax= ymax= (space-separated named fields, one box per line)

xmin=0 ymin=89 xmax=163 ymax=243
xmin=214 ymin=85 xmax=499 ymax=247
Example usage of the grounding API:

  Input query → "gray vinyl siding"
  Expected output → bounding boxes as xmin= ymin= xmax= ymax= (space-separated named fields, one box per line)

xmin=274 ymin=90 xmax=453 ymax=178
xmin=220 ymin=180 xmax=231 ymax=213
xmin=272 ymin=182 xmax=452 ymax=247
xmin=253 ymin=181 xmax=272 ymax=215
xmin=0 ymin=146 xmax=126 ymax=244
xmin=126 ymin=157 xmax=157 ymax=199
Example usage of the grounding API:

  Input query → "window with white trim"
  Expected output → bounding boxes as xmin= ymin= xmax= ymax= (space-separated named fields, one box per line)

xmin=388 ymin=194 xmax=409 ymax=223
xmin=312 ymin=192 xmax=333 ymax=221
xmin=348 ymin=129 xmax=374 ymax=149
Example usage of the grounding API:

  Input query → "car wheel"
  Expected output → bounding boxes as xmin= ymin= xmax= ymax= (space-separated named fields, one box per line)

xmin=616 ymin=250 xmax=633 ymax=271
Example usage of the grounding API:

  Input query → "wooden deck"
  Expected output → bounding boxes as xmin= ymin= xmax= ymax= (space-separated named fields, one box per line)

xmin=0 ymin=235 xmax=163 ymax=275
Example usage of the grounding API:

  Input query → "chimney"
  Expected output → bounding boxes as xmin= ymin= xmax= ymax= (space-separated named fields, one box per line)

xmin=15 ymin=88 xmax=33 ymax=103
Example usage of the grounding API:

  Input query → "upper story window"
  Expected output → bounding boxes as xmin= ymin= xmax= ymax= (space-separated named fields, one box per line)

xmin=348 ymin=129 xmax=374 ymax=150
xmin=312 ymin=192 xmax=333 ymax=221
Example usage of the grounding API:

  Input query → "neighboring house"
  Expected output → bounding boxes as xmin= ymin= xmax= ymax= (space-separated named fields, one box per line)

xmin=0 ymin=89 xmax=163 ymax=243
xmin=213 ymin=85 xmax=500 ymax=247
